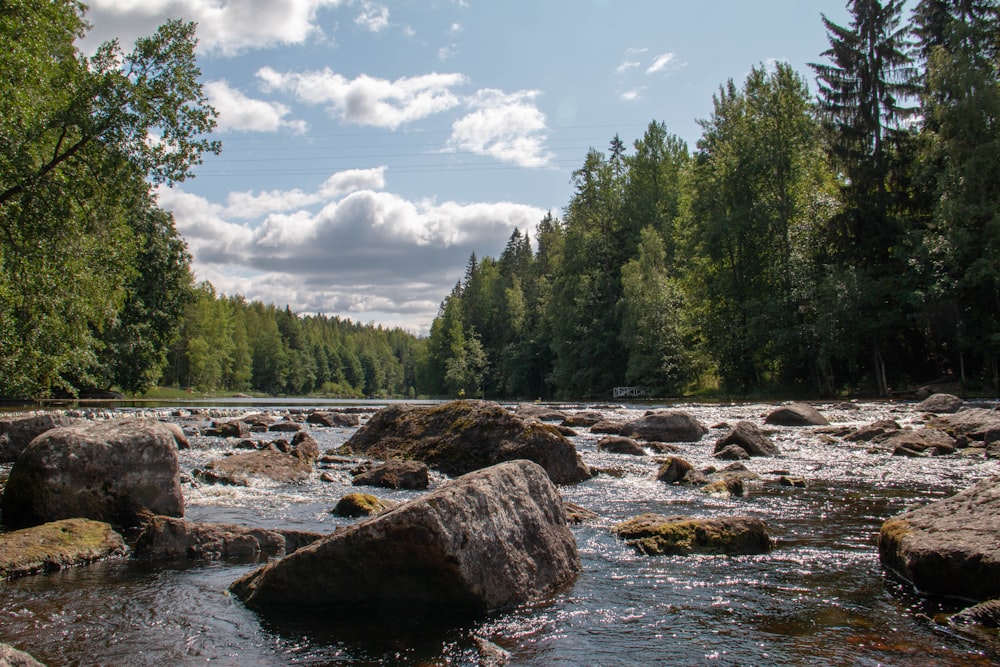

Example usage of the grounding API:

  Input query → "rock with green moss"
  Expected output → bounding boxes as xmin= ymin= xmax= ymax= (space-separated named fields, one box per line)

xmin=612 ymin=513 xmax=771 ymax=556
xmin=338 ymin=400 xmax=590 ymax=484
xmin=230 ymin=460 xmax=580 ymax=616
xmin=0 ymin=518 xmax=126 ymax=579
xmin=1 ymin=418 xmax=183 ymax=529
xmin=879 ymin=475 xmax=1000 ymax=601
xmin=333 ymin=493 xmax=397 ymax=517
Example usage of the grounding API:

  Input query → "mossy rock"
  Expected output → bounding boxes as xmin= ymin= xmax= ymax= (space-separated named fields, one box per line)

xmin=612 ymin=513 xmax=771 ymax=556
xmin=333 ymin=493 xmax=397 ymax=517
xmin=0 ymin=518 xmax=126 ymax=579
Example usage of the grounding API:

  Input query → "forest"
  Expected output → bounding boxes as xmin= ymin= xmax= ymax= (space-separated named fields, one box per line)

xmin=1 ymin=0 xmax=997 ymax=400
xmin=420 ymin=0 xmax=1000 ymax=399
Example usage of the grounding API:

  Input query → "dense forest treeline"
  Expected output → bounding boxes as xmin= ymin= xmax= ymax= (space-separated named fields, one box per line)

xmin=421 ymin=0 xmax=1000 ymax=399
xmin=2 ymin=1 xmax=998 ymax=400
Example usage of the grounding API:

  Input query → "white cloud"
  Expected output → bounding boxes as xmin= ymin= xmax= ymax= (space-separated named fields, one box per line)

xmin=222 ymin=167 xmax=387 ymax=219
xmin=79 ymin=0 xmax=345 ymax=56
xmin=647 ymin=52 xmax=680 ymax=74
xmin=617 ymin=61 xmax=641 ymax=74
xmin=438 ymin=44 xmax=459 ymax=61
xmin=155 ymin=180 xmax=546 ymax=333
xmin=257 ymin=67 xmax=467 ymax=129
xmin=355 ymin=2 xmax=389 ymax=32
xmin=446 ymin=89 xmax=552 ymax=168
xmin=204 ymin=81 xmax=308 ymax=133
xmin=620 ymin=89 xmax=642 ymax=102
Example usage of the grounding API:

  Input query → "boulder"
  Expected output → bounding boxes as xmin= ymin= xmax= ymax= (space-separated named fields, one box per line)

xmin=132 ymin=516 xmax=324 ymax=561
xmin=764 ymin=403 xmax=828 ymax=426
xmin=290 ymin=431 xmax=320 ymax=464
xmin=333 ymin=493 xmax=397 ymax=517
xmin=514 ymin=403 xmax=566 ymax=422
xmin=596 ymin=436 xmax=647 ymax=456
xmin=307 ymin=411 xmax=361 ymax=428
xmin=206 ymin=419 xmax=250 ymax=438
xmin=655 ymin=457 xmax=696 ymax=484
xmin=338 ymin=400 xmax=590 ymax=485
xmin=0 ymin=413 xmax=79 ymax=462
xmin=1 ymin=418 xmax=183 ymax=529
xmin=352 ymin=460 xmax=430 ymax=490
xmin=590 ymin=419 xmax=626 ymax=435
xmin=713 ymin=444 xmax=751 ymax=461
xmin=198 ymin=449 xmax=313 ymax=486
xmin=268 ymin=421 xmax=303 ymax=433
xmin=619 ymin=410 xmax=707 ymax=443
xmin=713 ymin=421 xmax=780 ymax=457
xmin=159 ymin=420 xmax=190 ymax=449
xmin=878 ymin=475 xmax=1000 ymax=601
xmin=884 ymin=428 xmax=956 ymax=457
xmin=845 ymin=419 xmax=901 ymax=442
xmin=701 ymin=477 xmax=744 ymax=497
xmin=561 ymin=411 xmax=604 ymax=427
xmin=230 ymin=460 xmax=580 ymax=616
xmin=563 ymin=502 xmax=599 ymax=524
xmin=0 ymin=518 xmax=126 ymax=579
xmin=0 ymin=643 xmax=45 ymax=667
xmin=612 ymin=513 xmax=771 ymax=556
xmin=916 ymin=393 xmax=964 ymax=414
xmin=928 ymin=408 xmax=1000 ymax=441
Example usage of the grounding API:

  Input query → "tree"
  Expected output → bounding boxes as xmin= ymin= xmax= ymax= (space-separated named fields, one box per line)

xmin=810 ymin=0 xmax=919 ymax=394
xmin=0 ymin=3 xmax=219 ymax=397
xmin=912 ymin=0 xmax=1000 ymax=386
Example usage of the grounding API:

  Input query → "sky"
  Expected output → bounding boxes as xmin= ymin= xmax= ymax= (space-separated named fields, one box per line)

xmin=78 ymin=0 xmax=859 ymax=335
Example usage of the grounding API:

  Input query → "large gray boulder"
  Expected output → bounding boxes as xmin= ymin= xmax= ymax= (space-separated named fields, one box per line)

xmin=132 ymin=516 xmax=323 ymax=561
xmin=764 ymin=403 xmax=829 ymax=426
xmin=619 ymin=410 xmax=707 ymax=443
xmin=0 ymin=413 xmax=79 ymax=462
xmin=1 ymin=418 xmax=183 ymax=529
xmin=879 ymin=475 xmax=1000 ymax=601
xmin=339 ymin=400 xmax=590 ymax=485
xmin=0 ymin=518 xmax=126 ymax=579
xmin=0 ymin=643 xmax=45 ymax=667
xmin=230 ymin=460 xmax=580 ymax=615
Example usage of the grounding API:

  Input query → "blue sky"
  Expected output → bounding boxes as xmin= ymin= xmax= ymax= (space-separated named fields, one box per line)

xmin=79 ymin=0 xmax=856 ymax=335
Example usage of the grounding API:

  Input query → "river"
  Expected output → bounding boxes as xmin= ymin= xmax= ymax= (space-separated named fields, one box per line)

xmin=1 ymin=399 xmax=999 ymax=666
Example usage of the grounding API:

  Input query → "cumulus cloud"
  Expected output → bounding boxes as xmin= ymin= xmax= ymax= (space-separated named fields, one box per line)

xmin=446 ymin=89 xmax=552 ymax=168
xmin=257 ymin=67 xmax=467 ymax=129
xmin=620 ymin=89 xmax=642 ymax=102
xmin=79 ymin=0 xmax=345 ymax=55
xmin=204 ymin=81 xmax=308 ymax=133
xmin=155 ymin=179 xmax=546 ymax=333
xmin=223 ymin=167 xmax=387 ymax=219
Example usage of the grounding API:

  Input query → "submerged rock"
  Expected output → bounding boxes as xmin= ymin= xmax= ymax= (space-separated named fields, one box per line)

xmin=0 ymin=518 xmax=125 ymax=579
xmin=764 ymin=403 xmax=828 ymax=426
xmin=1 ymin=418 xmax=183 ymax=529
xmin=612 ymin=513 xmax=771 ymax=556
xmin=514 ymin=403 xmax=567 ymax=422
xmin=949 ymin=599 xmax=1000 ymax=628
xmin=307 ymin=411 xmax=361 ymax=427
xmin=879 ymin=475 xmax=1000 ymax=601
xmin=230 ymin=460 xmax=580 ymax=616
xmin=885 ymin=429 xmax=956 ymax=457
xmin=199 ymin=449 xmax=313 ymax=486
xmin=338 ymin=400 xmax=590 ymax=485
xmin=133 ymin=516 xmax=323 ymax=561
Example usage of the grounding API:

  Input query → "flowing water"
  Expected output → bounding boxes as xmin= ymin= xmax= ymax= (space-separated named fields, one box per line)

xmin=2 ymin=399 xmax=1000 ymax=666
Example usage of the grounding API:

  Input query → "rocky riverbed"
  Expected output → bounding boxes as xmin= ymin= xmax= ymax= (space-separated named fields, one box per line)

xmin=1 ymin=396 xmax=999 ymax=665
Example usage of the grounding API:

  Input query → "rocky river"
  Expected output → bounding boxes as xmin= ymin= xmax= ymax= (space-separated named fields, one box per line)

xmin=1 ymin=397 xmax=999 ymax=666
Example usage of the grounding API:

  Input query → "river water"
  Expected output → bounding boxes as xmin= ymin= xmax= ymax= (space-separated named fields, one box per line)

xmin=2 ymin=399 xmax=1000 ymax=666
